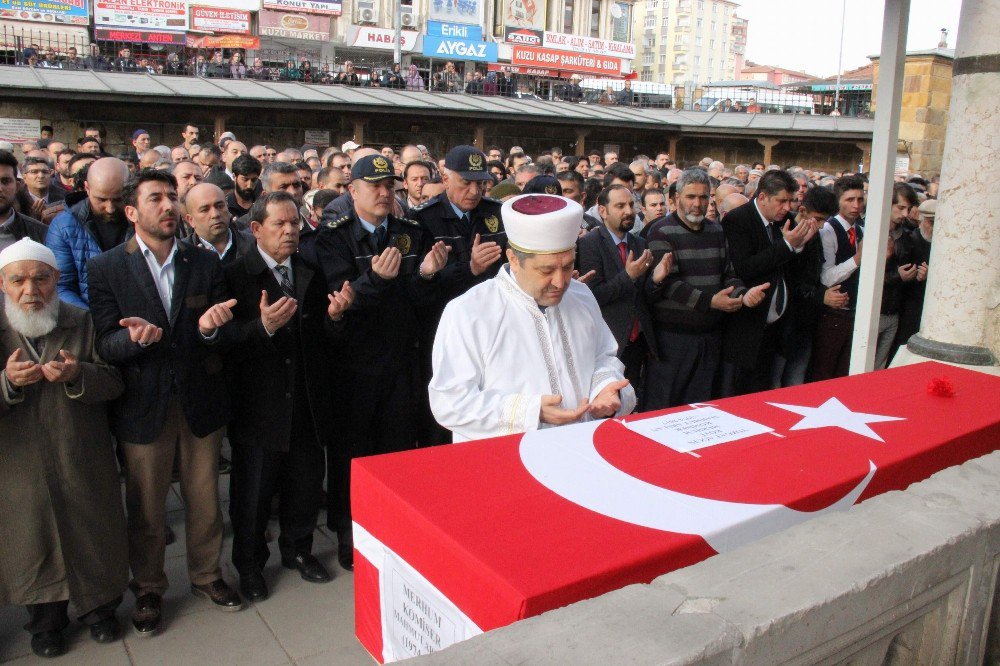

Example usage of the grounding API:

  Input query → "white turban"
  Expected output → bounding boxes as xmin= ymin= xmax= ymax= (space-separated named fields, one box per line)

xmin=501 ymin=194 xmax=582 ymax=255
xmin=0 ymin=238 xmax=58 ymax=272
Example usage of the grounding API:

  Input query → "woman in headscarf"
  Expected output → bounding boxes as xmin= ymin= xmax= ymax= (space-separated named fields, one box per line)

xmin=404 ymin=64 xmax=424 ymax=91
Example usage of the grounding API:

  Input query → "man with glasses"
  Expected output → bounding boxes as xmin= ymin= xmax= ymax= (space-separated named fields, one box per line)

xmin=21 ymin=156 xmax=66 ymax=220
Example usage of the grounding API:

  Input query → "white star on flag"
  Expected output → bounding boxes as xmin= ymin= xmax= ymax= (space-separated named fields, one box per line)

xmin=766 ymin=397 xmax=905 ymax=442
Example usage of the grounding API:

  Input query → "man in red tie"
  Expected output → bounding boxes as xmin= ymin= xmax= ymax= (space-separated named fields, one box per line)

xmin=810 ymin=175 xmax=866 ymax=381
xmin=576 ymin=185 xmax=672 ymax=409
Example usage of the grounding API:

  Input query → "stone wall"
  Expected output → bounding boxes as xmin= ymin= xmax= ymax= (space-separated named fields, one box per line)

xmin=409 ymin=450 xmax=1000 ymax=665
xmin=873 ymin=52 xmax=954 ymax=178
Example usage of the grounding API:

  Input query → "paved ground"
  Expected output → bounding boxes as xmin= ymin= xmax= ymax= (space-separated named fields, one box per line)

xmin=0 ymin=471 xmax=373 ymax=665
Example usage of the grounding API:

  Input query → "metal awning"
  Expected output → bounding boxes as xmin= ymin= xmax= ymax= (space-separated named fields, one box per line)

xmin=0 ymin=66 xmax=875 ymax=140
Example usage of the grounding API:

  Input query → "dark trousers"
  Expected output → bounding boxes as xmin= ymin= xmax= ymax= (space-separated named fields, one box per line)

xmin=644 ymin=328 xmax=721 ymax=410
xmin=328 ymin=366 xmax=418 ymax=538
xmin=810 ymin=309 xmax=854 ymax=381
xmin=229 ymin=435 xmax=325 ymax=576
xmin=24 ymin=597 xmax=120 ymax=635
xmin=620 ymin=334 xmax=648 ymax=411
xmin=722 ymin=320 xmax=783 ymax=397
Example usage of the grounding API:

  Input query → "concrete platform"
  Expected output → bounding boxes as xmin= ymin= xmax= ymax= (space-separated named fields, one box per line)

xmin=0 ymin=475 xmax=372 ymax=666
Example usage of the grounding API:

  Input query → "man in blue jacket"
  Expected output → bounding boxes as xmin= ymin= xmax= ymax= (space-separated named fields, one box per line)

xmin=45 ymin=157 xmax=130 ymax=309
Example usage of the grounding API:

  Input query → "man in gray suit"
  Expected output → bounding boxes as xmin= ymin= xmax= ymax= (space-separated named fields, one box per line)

xmin=576 ymin=185 xmax=671 ymax=410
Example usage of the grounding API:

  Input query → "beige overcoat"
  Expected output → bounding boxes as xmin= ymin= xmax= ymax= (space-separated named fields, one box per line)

xmin=0 ymin=300 xmax=128 ymax=613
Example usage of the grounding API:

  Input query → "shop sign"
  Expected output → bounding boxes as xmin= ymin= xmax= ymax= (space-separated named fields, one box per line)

xmin=95 ymin=26 xmax=187 ymax=44
xmin=189 ymin=6 xmax=251 ymax=34
xmin=427 ymin=21 xmax=482 ymax=41
xmin=542 ymin=31 xmax=635 ymax=59
xmin=94 ymin=0 xmax=188 ymax=32
xmin=503 ymin=25 xmax=541 ymax=47
xmin=510 ymin=45 xmax=621 ymax=76
xmin=0 ymin=0 xmax=89 ymax=25
xmin=422 ymin=34 xmax=497 ymax=62
xmin=262 ymin=0 xmax=342 ymax=17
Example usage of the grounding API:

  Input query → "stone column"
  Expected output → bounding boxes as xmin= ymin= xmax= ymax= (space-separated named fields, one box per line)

xmin=757 ymin=138 xmax=780 ymax=166
xmin=856 ymin=142 xmax=872 ymax=172
xmin=213 ymin=114 xmax=227 ymax=143
xmin=896 ymin=0 xmax=1000 ymax=370
xmin=575 ymin=128 xmax=590 ymax=157
xmin=473 ymin=125 xmax=486 ymax=150
xmin=668 ymin=135 xmax=680 ymax=161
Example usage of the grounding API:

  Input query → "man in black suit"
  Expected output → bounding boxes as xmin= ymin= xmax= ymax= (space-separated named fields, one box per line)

xmin=224 ymin=192 xmax=354 ymax=601
xmin=87 ymin=170 xmax=243 ymax=637
xmin=576 ymin=185 xmax=671 ymax=409
xmin=721 ymin=170 xmax=817 ymax=396
xmin=305 ymin=154 xmax=449 ymax=570
xmin=0 ymin=150 xmax=48 ymax=250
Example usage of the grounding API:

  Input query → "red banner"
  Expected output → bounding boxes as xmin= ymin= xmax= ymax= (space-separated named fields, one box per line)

xmin=487 ymin=63 xmax=560 ymax=78
xmin=94 ymin=27 xmax=187 ymax=45
xmin=510 ymin=45 xmax=621 ymax=76
xmin=186 ymin=34 xmax=260 ymax=49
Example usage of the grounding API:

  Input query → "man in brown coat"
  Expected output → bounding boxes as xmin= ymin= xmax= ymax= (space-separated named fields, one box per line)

xmin=0 ymin=238 xmax=128 ymax=658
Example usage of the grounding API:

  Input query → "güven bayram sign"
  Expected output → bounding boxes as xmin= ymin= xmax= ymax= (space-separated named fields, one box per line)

xmin=421 ymin=34 xmax=498 ymax=62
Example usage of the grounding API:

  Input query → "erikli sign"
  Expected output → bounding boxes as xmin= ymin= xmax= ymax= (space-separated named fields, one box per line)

xmin=421 ymin=35 xmax=498 ymax=62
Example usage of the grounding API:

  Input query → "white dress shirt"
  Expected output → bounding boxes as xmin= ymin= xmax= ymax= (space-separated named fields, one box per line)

xmin=199 ymin=229 xmax=233 ymax=259
xmin=135 ymin=234 xmax=178 ymax=314
xmin=256 ymin=246 xmax=293 ymax=290
xmin=819 ymin=215 xmax=860 ymax=287
xmin=753 ymin=200 xmax=799 ymax=324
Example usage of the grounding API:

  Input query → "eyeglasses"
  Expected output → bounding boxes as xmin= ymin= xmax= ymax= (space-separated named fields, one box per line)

xmin=24 ymin=169 xmax=50 ymax=176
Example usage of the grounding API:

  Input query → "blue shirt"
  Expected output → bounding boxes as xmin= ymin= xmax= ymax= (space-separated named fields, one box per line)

xmin=448 ymin=199 xmax=469 ymax=220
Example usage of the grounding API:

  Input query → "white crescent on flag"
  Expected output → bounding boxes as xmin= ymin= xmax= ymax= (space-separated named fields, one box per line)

xmin=519 ymin=417 xmax=876 ymax=553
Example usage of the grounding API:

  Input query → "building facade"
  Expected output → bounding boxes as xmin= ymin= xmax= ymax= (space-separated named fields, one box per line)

xmin=630 ymin=0 xmax=746 ymax=85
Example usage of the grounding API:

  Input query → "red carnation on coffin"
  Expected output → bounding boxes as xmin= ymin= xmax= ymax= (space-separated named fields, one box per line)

xmin=926 ymin=376 xmax=956 ymax=398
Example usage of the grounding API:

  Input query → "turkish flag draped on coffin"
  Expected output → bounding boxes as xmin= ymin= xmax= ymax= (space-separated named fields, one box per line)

xmin=352 ymin=361 xmax=1000 ymax=662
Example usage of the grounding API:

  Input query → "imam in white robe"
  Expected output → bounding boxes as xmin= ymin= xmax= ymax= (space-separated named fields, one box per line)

xmin=430 ymin=265 xmax=636 ymax=442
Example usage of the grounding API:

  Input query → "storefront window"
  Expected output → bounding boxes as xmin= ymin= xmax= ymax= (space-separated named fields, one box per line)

xmin=590 ymin=0 xmax=601 ymax=37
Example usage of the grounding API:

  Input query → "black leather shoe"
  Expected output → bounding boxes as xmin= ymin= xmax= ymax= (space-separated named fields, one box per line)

xmin=30 ymin=631 xmax=65 ymax=658
xmin=89 ymin=616 xmax=121 ymax=643
xmin=282 ymin=552 xmax=332 ymax=583
xmin=239 ymin=571 xmax=269 ymax=602
xmin=338 ymin=542 xmax=354 ymax=572
xmin=132 ymin=593 xmax=161 ymax=637
xmin=192 ymin=579 xmax=243 ymax=611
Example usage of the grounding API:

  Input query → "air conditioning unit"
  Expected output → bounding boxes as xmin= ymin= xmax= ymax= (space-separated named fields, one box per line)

xmin=400 ymin=12 xmax=416 ymax=27
xmin=357 ymin=3 xmax=379 ymax=23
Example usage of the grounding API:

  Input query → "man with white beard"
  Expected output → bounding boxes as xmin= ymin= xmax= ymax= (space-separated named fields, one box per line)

xmin=0 ymin=238 xmax=128 ymax=658
xmin=430 ymin=194 xmax=636 ymax=442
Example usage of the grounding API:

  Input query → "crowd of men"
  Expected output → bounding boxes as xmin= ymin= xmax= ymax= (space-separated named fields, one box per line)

xmin=0 ymin=124 xmax=936 ymax=657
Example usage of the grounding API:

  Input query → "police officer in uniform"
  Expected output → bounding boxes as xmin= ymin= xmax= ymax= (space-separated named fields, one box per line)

xmin=303 ymin=155 xmax=450 ymax=570
xmin=408 ymin=146 xmax=506 ymax=446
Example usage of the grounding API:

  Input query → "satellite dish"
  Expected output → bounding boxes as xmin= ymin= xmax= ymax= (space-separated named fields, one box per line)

xmin=611 ymin=4 xmax=624 ymax=19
